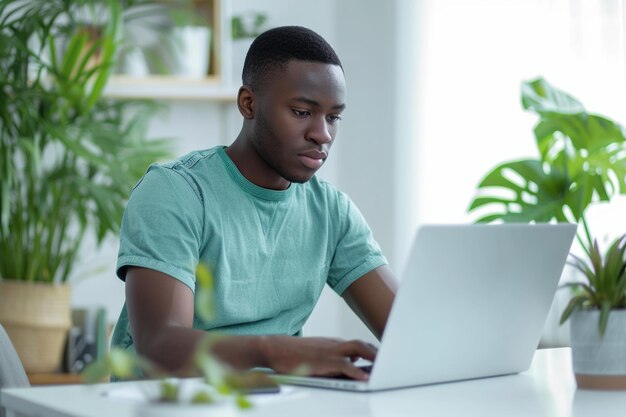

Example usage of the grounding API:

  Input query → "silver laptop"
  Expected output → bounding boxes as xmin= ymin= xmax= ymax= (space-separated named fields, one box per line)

xmin=274 ymin=223 xmax=577 ymax=391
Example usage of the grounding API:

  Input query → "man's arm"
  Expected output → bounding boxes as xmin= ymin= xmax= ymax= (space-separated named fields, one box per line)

xmin=342 ymin=265 xmax=398 ymax=340
xmin=125 ymin=266 xmax=376 ymax=379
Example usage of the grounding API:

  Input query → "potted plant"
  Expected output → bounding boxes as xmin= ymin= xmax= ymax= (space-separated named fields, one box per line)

xmin=230 ymin=11 xmax=267 ymax=82
xmin=560 ymin=234 xmax=626 ymax=389
xmin=85 ymin=338 xmax=264 ymax=416
xmin=116 ymin=1 xmax=213 ymax=77
xmin=468 ymin=77 xmax=626 ymax=389
xmin=0 ymin=0 xmax=170 ymax=373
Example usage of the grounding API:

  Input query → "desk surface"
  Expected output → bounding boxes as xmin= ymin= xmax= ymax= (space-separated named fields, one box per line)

xmin=2 ymin=348 xmax=626 ymax=417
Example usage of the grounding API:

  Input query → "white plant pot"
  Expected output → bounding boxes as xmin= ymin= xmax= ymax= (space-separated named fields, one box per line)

xmin=121 ymin=47 xmax=150 ymax=77
xmin=570 ymin=308 xmax=626 ymax=390
xmin=171 ymin=26 xmax=212 ymax=78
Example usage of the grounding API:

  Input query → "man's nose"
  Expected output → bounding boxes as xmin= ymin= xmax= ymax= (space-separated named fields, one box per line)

xmin=307 ymin=117 xmax=333 ymax=145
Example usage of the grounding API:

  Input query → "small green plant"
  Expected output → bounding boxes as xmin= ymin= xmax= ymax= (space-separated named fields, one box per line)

xmin=82 ymin=265 xmax=265 ymax=409
xmin=560 ymin=234 xmax=626 ymax=335
xmin=82 ymin=339 xmax=254 ymax=409
xmin=468 ymin=77 xmax=626 ymax=333
xmin=231 ymin=12 xmax=267 ymax=40
xmin=121 ymin=0 xmax=213 ymax=76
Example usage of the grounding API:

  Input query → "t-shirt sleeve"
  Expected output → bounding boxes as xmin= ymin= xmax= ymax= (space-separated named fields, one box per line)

xmin=116 ymin=164 xmax=204 ymax=292
xmin=326 ymin=194 xmax=388 ymax=295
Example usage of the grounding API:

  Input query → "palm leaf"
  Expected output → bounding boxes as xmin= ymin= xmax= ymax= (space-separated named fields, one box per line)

xmin=598 ymin=300 xmax=613 ymax=336
xmin=560 ymin=294 xmax=588 ymax=325
xmin=0 ymin=0 xmax=172 ymax=282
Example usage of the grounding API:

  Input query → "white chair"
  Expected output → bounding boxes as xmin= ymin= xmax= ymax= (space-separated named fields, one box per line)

xmin=0 ymin=324 xmax=30 ymax=417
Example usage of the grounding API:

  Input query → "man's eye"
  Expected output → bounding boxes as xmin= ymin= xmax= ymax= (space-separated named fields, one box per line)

xmin=327 ymin=114 xmax=343 ymax=123
xmin=292 ymin=109 xmax=310 ymax=117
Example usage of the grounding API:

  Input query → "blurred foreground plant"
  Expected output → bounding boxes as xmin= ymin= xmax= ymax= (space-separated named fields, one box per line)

xmin=82 ymin=264 xmax=276 ymax=409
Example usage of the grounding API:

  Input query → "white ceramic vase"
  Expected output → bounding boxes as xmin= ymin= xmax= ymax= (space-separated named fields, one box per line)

xmin=570 ymin=309 xmax=626 ymax=390
xmin=171 ymin=26 xmax=212 ymax=78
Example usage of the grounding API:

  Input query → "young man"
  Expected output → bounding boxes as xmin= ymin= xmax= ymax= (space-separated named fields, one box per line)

xmin=111 ymin=26 xmax=397 ymax=381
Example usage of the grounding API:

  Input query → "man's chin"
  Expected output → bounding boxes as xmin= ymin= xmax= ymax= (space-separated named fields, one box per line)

xmin=289 ymin=177 xmax=313 ymax=184
xmin=286 ymin=172 xmax=316 ymax=184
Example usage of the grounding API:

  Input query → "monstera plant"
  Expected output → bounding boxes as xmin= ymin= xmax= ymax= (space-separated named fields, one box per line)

xmin=468 ymin=78 xmax=626 ymax=233
xmin=468 ymin=77 xmax=626 ymax=390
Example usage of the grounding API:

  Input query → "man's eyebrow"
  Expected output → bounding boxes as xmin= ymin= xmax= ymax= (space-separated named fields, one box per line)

xmin=292 ymin=97 xmax=346 ymax=111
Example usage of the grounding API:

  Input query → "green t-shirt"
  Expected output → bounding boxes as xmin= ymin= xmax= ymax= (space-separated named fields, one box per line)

xmin=111 ymin=146 xmax=387 ymax=351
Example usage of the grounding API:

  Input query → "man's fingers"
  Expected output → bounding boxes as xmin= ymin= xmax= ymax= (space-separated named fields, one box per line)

xmin=334 ymin=339 xmax=377 ymax=361
xmin=309 ymin=359 xmax=370 ymax=381
xmin=267 ymin=337 xmax=377 ymax=380
xmin=339 ymin=361 xmax=370 ymax=381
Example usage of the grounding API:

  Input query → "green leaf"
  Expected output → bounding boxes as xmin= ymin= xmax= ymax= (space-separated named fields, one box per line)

xmin=190 ymin=390 xmax=214 ymax=404
xmin=194 ymin=345 xmax=226 ymax=387
xmin=473 ymin=78 xmax=626 ymax=228
xmin=567 ymin=254 xmax=595 ymax=284
xmin=60 ymin=29 xmax=89 ymax=81
xmin=559 ymin=294 xmax=588 ymax=325
xmin=196 ymin=263 xmax=215 ymax=321
xmin=86 ymin=0 xmax=121 ymax=110
xmin=468 ymin=159 xmax=571 ymax=223
xmin=598 ymin=300 xmax=612 ymax=336
xmin=109 ymin=348 xmax=137 ymax=379
xmin=196 ymin=263 xmax=214 ymax=289
xmin=235 ymin=393 xmax=253 ymax=409
xmin=160 ymin=380 xmax=179 ymax=403
xmin=521 ymin=77 xmax=585 ymax=116
xmin=81 ymin=358 xmax=110 ymax=384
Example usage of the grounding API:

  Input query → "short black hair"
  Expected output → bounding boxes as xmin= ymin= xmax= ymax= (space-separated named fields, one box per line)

xmin=241 ymin=25 xmax=343 ymax=89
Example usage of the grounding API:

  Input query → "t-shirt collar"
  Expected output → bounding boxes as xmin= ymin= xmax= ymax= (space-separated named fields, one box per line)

xmin=218 ymin=146 xmax=295 ymax=201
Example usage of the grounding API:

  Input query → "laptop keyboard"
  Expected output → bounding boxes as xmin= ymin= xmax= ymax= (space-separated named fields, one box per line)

xmin=359 ymin=365 xmax=373 ymax=374
xmin=329 ymin=364 xmax=372 ymax=380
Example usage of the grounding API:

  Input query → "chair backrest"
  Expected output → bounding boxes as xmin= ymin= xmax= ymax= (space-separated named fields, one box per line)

xmin=0 ymin=324 xmax=30 ymax=417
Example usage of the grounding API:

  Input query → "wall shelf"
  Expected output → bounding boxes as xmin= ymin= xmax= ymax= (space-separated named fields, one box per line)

xmin=27 ymin=372 xmax=85 ymax=386
xmin=103 ymin=0 xmax=237 ymax=102
xmin=104 ymin=76 xmax=238 ymax=102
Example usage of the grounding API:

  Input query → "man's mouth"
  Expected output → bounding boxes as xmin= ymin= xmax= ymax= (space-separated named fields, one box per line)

xmin=297 ymin=150 xmax=328 ymax=170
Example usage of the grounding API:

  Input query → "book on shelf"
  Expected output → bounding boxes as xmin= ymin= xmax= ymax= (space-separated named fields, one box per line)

xmin=65 ymin=306 xmax=107 ymax=373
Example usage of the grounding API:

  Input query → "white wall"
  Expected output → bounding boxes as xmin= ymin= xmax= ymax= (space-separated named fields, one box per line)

xmin=412 ymin=0 xmax=626 ymax=346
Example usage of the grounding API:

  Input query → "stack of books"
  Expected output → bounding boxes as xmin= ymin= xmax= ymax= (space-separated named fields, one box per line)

xmin=65 ymin=307 xmax=108 ymax=373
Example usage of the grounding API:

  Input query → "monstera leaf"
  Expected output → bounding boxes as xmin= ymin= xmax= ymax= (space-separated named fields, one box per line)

xmin=469 ymin=159 xmax=570 ymax=223
xmin=469 ymin=78 xmax=626 ymax=225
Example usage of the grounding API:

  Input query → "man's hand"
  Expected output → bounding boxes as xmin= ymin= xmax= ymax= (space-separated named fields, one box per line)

xmin=258 ymin=336 xmax=376 ymax=380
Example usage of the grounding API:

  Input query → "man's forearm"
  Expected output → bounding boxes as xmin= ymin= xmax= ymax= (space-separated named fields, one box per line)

xmin=138 ymin=326 xmax=267 ymax=374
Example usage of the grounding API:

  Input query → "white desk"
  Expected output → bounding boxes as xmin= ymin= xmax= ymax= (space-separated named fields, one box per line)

xmin=2 ymin=348 xmax=626 ymax=417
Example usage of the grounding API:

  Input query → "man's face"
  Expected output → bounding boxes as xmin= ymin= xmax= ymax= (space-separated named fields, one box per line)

xmin=250 ymin=60 xmax=346 ymax=184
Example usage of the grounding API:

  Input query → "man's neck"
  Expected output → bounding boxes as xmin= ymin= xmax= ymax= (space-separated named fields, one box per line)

xmin=225 ymin=137 xmax=291 ymax=191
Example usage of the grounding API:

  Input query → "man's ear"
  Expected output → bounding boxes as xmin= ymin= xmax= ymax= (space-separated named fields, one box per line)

xmin=237 ymin=85 xmax=255 ymax=120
